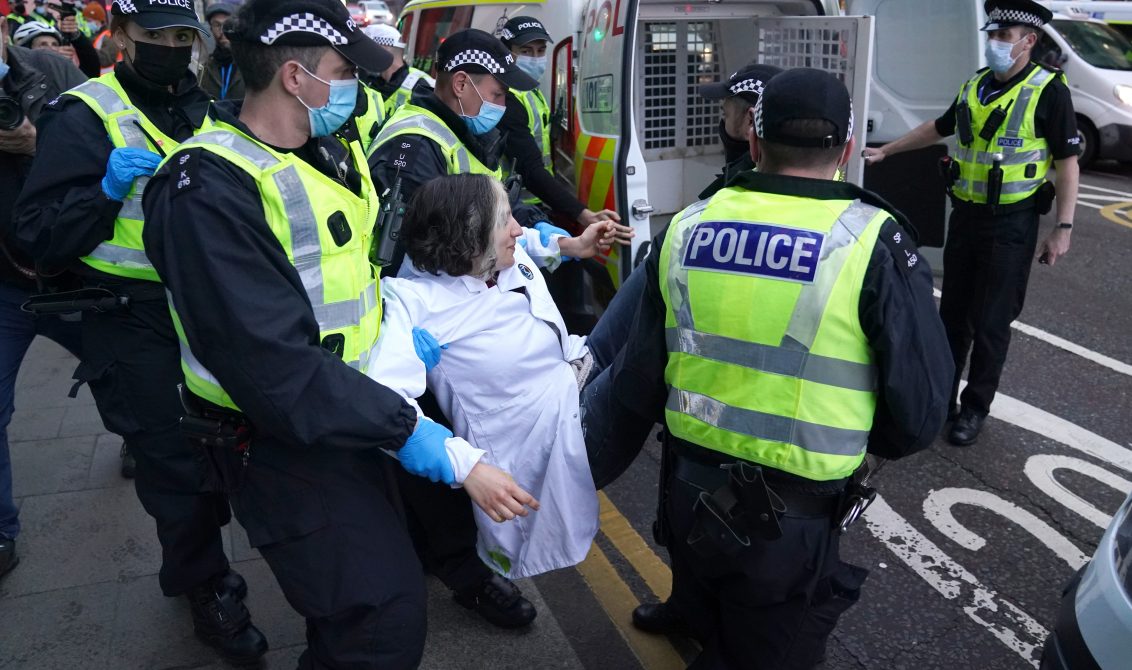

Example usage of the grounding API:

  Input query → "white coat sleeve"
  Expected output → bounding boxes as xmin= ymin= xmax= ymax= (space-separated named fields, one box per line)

xmin=367 ymin=280 xmax=486 ymax=484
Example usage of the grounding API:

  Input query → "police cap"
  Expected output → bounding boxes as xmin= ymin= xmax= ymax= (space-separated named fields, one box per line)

xmin=699 ymin=62 xmax=784 ymax=106
xmin=437 ymin=28 xmax=538 ymax=91
xmin=499 ymin=16 xmax=551 ymax=48
xmin=981 ymin=0 xmax=1053 ymax=31
xmin=110 ymin=0 xmax=208 ymax=36
xmin=754 ymin=68 xmax=853 ymax=149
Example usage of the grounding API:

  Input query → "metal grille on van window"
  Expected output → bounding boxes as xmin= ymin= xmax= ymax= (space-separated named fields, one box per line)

xmin=755 ymin=24 xmax=851 ymax=77
xmin=641 ymin=21 xmax=722 ymax=152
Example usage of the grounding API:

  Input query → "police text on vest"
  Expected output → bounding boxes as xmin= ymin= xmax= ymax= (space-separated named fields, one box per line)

xmin=683 ymin=221 xmax=824 ymax=284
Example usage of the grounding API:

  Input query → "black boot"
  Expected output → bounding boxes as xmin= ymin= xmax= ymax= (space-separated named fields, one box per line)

xmin=219 ymin=568 xmax=248 ymax=601
xmin=454 ymin=573 xmax=537 ymax=629
xmin=187 ymin=575 xmax=268 ymax=664
xmin=0 ymin=537 xmax=18 ymax=580
xmin=948 ymin=409 xmax=986 ymax=446
xmin=119 ymin=442 xmax=135 ymax=479
xmin=632 ymin=601 xmax=696 ymax=638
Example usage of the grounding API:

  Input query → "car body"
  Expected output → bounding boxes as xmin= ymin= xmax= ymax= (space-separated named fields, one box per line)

xmin=345 ymin=2 xmax=369 ymax=26
xmin=1041 ymin=487 xmax=1132 ymax=670
xmin=361 ymin=0 xmax=395 ymax=25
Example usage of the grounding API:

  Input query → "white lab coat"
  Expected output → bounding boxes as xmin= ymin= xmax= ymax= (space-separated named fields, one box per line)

xmin=366 ymin=236 xmax=599 ymax=579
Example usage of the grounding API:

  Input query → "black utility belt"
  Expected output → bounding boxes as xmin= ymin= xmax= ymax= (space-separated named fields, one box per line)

xmin=20 ymin=282 xmax=166 ymax=315
xmin=673 ymin=453 xmax=842 ymax=519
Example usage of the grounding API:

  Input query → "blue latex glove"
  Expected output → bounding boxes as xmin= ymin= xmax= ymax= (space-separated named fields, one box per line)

xmin=534 ymin=221 xmax=577 ymax=261
xmin=101 ymin=147 xmax=162 ymax=202
xmin=412 ymin=327 xmax=448 ymax=372
xmin=399 ymin=418 xmax=456 ymax=484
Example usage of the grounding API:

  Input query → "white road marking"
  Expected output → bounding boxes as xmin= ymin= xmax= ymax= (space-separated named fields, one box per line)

xmin=1078 ymin=182 xmax=1132 ymax=198
xmin=922 ymin=487 xmax=1089 ymax=569
xmin=1076 ymin=194 xmax=1132 ymax=203
xmin=1024 ymin=455 xmax=1132 ymax=529
xmin=1076 ymin=202 xmax=1104 ymax=210
xmin=863 ymin=496 xmax=1049 ymax=667
xmin=932 ymin=288 xmax=1132 ymax=378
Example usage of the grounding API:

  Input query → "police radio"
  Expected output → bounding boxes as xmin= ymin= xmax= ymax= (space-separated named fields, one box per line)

xmin=986 ymin=153 xmax=1005 ymax=208
xmin=372 ymin=176 xmax=405 ymax=267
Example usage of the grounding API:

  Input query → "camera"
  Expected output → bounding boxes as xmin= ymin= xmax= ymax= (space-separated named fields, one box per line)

xmin=0 ymin=96 xmax=26 ymax=131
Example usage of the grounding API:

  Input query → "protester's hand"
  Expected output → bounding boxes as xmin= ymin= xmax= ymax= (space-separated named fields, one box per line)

xmin=398 ymin=418 xmax=456 ymax=485
xmin=577 ymin=208 xmax=622 ymax=227
xmin=411 ymin=327 xmax=447 ymax=372
xmin=102 ymin=147 xmax=162 ymax=201
xmin=463 ymin=462 xmax=540 ymax=523
xmin=59 ymin=15 xmax=78 ymax=35
xmin=862 ymin=146 xmax=885 ymax=165
xmin=0 ymin=117 xmax=37 ymax=156
xmin=558 ymin=221 xmax=618 ymax=260
xmin=1037 ymin=227 xmax=1071 ymax=267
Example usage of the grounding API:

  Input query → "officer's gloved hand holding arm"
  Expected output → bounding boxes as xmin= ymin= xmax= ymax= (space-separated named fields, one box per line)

xmin=859 ymin=218 xmax=955 ymax=459
xmin=143 ymin=149 xmax=418 ymax=453
xmin=12 ymin=99 xmax=123 ymax=270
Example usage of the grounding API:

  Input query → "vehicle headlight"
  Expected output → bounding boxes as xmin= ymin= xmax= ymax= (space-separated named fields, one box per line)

xmin=1116 ymin=84 xmax=1132 ymax=108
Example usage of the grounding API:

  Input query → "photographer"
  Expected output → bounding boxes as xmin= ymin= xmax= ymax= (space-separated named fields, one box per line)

xmin=0 ymin=15 xmax=85 ymax=580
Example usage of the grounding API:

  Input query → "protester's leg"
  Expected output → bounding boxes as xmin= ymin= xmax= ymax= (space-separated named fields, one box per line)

xmin=0 ymin=283 xmax=38 ymax=543
xmin=231 ymin=447 xmax=427 ymax=670
xmin=586 ymin=263 xmax=648 ymax=373
xmin=580 ymin=364 xmax=654 ymax=489
xmin=961 ymin=209 xmax=1040 ymax=416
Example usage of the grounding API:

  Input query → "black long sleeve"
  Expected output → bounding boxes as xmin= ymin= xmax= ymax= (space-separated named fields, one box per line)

xmin=859 ymin=218 xmax=954 ymax=459
xmin=142 ymin=148 xmax=417 ymax=453
xmin=499 ymin=92 xmax=585 ymax=221
xmin=68 ymin=33 xmax=101 ymax=79
xmin=11 ymin=96 xmax=121 ymax=271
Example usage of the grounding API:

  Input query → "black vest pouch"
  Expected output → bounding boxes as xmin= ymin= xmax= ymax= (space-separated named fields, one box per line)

xmin=1036 ymin=181 xmax=1056 ymax=215
xmin=327 ymin=211 xmax=352 ymax=247
xmin=979 ymin=100 xmax=1012 ymax=142
xmin=956 ymin=102 xmax=975 ymax=146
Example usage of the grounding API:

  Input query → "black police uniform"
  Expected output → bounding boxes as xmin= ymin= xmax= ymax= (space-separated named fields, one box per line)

xmin=11 ymin=66 xmax=233 ymax=599
xmin=143 ymin=102 xmax=427 ymax=669
xmin=934 ymin=60 xmax=1078 ymax=418
xmin=606 ymin=172 xmax=954 ymax=668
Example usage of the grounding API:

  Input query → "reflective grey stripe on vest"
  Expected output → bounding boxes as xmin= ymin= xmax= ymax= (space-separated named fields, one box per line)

xmin=175 ymin=129 xmax=373 ymax=334
xmin=664 ymin=198 xmax=713 ymax=330
xmin=666 ymin=389 xmax=868 ymax=457
xmin=374 ymin=113 xmax=472 ymax=173
xmin=70 ymin=79 xmax=157 ymax=266
xmin=952 ymin=146 xmax=1048 ymax=166
xmin=523 ymin=90 xmax=548 ymax=167
xmin=1004 ymin=68 xmax=1055 ymax=138
xmin=783 ymin=201 xmax=880 ymax=350
xmin=168 ymin=288 xmax=228 ymax=391
xmin=666 ymin=328 xmax=876 ymax=392
xmin=401 ymin=70 xmax=426 ymax=94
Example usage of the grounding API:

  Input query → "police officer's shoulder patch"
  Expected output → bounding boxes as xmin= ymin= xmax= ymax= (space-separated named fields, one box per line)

xmin=879 ymin=218 xmax=920 ymax=277
xmin=170 ymin=148 xmax=202 ymax=197
xmin=385 ymin=135 xmax=424 ymax=172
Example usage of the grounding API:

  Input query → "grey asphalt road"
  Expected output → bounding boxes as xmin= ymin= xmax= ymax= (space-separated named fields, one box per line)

xmin=541 ymin=161 xmax=1132 ymax=670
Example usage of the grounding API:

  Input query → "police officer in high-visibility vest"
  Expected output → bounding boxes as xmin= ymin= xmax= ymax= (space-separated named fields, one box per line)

xmin=696 ymin=61 xmax=782 ymax=199
xmin=363 ymin=22 xmax=434 ymax=118
xmin=864 ymin=0 xmax=1079 ymax=447
xmin=352 ymin=24 xmax=409 ymax=144
xmin=604 ymin=68 xmax=954 ymax=668
xmin=11 ymin=0 xmax=267 ymax=662
xmin=368 ymin=28 xmax=550 ymax=630
xmin=142 ymin=1 xmax=529 ymax=665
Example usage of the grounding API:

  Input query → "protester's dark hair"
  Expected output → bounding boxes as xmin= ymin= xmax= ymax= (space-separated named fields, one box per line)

xmin=758 ymin=119 xmax=845 ymax=171
xmin=403 ymin=174 xmax=509 ymax=277
xmin=225 ymin=14 xmax=328 ymax=92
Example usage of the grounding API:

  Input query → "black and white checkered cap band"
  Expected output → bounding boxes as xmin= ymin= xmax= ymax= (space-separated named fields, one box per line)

xmin=499 ymin=28 xmax=515 ymax=40
xmin=445 ymin=49 xmax=505 ymax=75
xmin=753 ymin=99 xmax=855 ymax=143
xmin=372 ymin=35 xmax=401 ymax=47
xmin=729 ymin=78 xmax=766 ymax=97
xmin=112 ymin=0 xmax=138 ymax=14
xmin=261 ymin=13 xmax=348 ymax=46
xmin=986 ymin=8 xmax=1043 ymax=27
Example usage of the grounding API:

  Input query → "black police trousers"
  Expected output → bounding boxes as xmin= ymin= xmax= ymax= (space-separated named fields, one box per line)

xmin=665 ymin=454 xmax=866 ymax=670
xmin=939 ymin=205 xmax=1041 ymax=416
xmin=76 ymin=296 xmax=229 ymax=597
xmin=216 ymin=442 xmax=427 ymax=669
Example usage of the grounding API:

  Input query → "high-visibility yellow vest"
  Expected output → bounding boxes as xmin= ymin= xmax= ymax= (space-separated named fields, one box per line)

xmin=369 ymin=103 xmax=502 ymax=179
xmin=356 ymin=83 xmax=386 ymax=144
xmin=660 ymin=188 xmax=889 ymax=481
xmin=383 ymin=67 xmax=434 ymax=118
xmin=512 ymin=87 xmax=551 ymax=173
xmin=66 ymin=73 xmax=204 ymax=282
xmin=952 ymin=66 xmax=1059 ymax=206
xmin=6 ymin=14 xmax=27 ymax=26
xmin=162 ymin=122 xmax=383 ymax=410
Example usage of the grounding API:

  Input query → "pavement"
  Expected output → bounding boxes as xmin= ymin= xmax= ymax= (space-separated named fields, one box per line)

xmin=2 ymin=162 xmax=1131 ymax=670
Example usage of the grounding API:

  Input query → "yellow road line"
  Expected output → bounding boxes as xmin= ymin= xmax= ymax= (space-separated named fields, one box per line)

xmin=575 ymin=541 xmax=686 ymax=670
xmin=1101 ymin=201 xmax=1132 ymax=231
xmin=598 ymin=491 xmax=673 ymax=601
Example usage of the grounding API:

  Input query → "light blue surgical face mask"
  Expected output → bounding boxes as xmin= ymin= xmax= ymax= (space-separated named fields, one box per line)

xmin=460 ymin=76 xmax=506 ymax=135
xmin=985 ymin=37 xmax=1023 ymax=74
xmin=296 ymin=64 xmax=359 ymax=138
xmin=516 ymin=55 xmax=547 ymax=82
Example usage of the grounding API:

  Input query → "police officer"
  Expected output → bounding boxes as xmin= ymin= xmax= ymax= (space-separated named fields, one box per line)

xmin=11 ymin=0 xmax=266 ymax=662
xmin=496 ymin=16 xmax=619 ymax=227
xmin=864 ymin=0 xmax=1079 ymax=446
xmin=696 ymin=61 xmax=782 ymax=199
xmin=141 ymin=0 xmax=452 ymax=666
xmin=363 ymin=22 xmax=435 ymax=118
xmin=606 ymin=68 xmax=954 ymax=668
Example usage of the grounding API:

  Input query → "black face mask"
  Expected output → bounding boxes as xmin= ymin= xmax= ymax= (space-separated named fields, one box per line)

xmin=718 ymin=119 xmax=750 ymax=163
xmin=130 ymin=40 xmax=193 ymax=87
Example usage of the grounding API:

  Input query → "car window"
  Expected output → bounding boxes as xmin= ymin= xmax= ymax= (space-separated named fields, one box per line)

xmin=1051 ymin=19 xmax=1132 ymax=71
